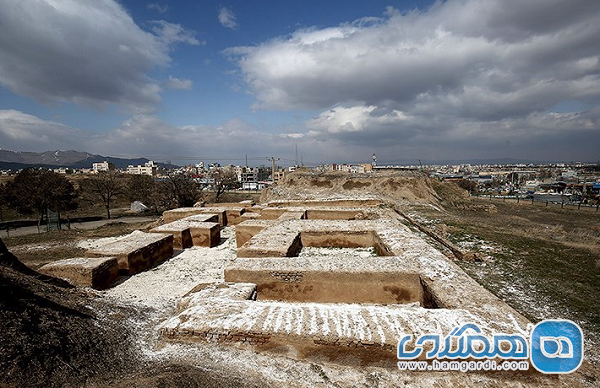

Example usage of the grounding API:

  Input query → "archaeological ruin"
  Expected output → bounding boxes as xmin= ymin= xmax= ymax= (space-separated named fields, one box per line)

xmin=158 ymin=199 xmax=533 ymax=368
xmin=25 ymin=172 xmax=594 ymax=386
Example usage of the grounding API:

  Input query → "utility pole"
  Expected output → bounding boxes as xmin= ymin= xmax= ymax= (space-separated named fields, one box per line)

xmin=267 ymin=157 xmax=280 ymax=183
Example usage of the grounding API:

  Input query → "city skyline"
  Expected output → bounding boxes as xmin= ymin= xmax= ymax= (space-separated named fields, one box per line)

xmin=0 ymin=0 xmax=599 ymax=165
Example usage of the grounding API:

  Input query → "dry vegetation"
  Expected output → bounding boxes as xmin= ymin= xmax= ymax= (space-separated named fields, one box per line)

xmin=4 ymin=221 xmax=154 ymax=270
xmin=405 ymin=195 xmax=600 ymax=367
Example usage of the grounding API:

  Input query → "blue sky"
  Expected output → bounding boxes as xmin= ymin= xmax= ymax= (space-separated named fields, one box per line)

xmin=0 ymin=0 xmax=599 ymax=166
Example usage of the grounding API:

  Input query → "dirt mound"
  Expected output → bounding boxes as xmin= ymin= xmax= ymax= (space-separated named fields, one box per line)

xmin=0 ymin=237 xmax=135 ymax=388
xmin=0 ymin=236 xmax=273 ymax=388
xmin=262 ymin=171 xmax=471 ymax=208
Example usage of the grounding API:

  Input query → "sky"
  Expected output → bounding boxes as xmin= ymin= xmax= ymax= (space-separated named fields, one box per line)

xmin=0 ymin=0 xmax=599 ymax=166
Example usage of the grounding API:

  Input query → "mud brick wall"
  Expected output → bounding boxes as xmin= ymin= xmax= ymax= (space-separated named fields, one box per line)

xmin=39 ymin=257 xmax=119 ymax=290
xmin=163 ymin=208 xmax=207 ymax=223
xmin=266 ymin=199 xmax=383 ymax=207
xmin=300 ymin=230 xmax=393 ymax=256
xmin=151 ymin=226 xmax=192 ymax=249
xmin=235 ymin=220 xmax=276 ymax=247
xmin=226 ymin=269 xmax=425 ymax=305
xmin=87 ymin=232 xmax=173 ymax=275
xmin=161 ymin=326 xmax=399 ymax=367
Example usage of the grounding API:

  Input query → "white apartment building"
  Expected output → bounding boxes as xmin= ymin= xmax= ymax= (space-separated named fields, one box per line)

xmin=92 ymin=161 xmax=115 ymax=173
xmin=127 ymin=161 xmax=157 ymax=176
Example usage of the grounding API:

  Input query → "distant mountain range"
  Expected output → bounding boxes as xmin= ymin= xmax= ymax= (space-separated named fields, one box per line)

xmin=0 ymin=149 xmax=177 ymax=170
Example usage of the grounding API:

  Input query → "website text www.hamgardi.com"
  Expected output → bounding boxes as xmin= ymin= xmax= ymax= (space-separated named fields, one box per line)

xmin=397 ymin=359 xmax=529 ymax=372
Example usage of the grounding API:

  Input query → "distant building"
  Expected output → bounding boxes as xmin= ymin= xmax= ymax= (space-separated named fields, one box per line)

xmin=53 ymin=167 xmax=71 ymax=174
xmin=92 ymin=161 xmax=115 ymax=173
xmin=561 ymin=170 xmax=577 ymax=180
xmin=358 ymin=164 xmax=373 ymax=173
xmin=239 ymin=168 xmax=258 ymax=184
xmin=273 ymin=171 xmax=286 ymax=184
xmin=242 ymin=182 xmax=265 ymax=190
xmin=127 ymin=161 xmax=156 ymax=176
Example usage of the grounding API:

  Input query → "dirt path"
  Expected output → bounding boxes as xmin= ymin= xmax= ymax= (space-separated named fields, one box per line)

xmin=2 ymin=216 xmax=157 ymax=237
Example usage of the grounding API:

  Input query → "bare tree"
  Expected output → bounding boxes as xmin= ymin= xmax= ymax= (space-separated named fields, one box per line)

xmin=1 ymin=168 xmax=78 ymax=223
xmin=126 ymin=174 xmax=155 ymax=203
xmin=152 ymin=173 xmax=200 ymax=209
xmin=209 ymin=168 xmax=239 ymax=202
xmin=83 ymin=172 xmax=123 ymax=219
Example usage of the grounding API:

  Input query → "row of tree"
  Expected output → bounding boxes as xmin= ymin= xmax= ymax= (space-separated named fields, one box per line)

xmin=0 ymin=168 xmax=239 ymax=222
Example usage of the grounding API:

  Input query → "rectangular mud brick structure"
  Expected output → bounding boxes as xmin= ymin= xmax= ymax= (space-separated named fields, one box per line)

xmin=259 ymin=206 xmax=375 ymax=221
xmin=161 ymin=203 xmax=540 ymax=373
xmin=236 ymin=220 xmax=394 ymax=258
xmin=201 ymin=207 xmax=245 ymax=225
xmin=203 ymin=201 xmax=255 ymax=209
xmin=233 ymin=213 xmax=534 ymax=323
xmin=38 ymin=257 xmax=119 ymax=290
xmin=160 ymin=282 xmax=487 ymax=367
xmin=239 ymin=212 xmax=262 ymax=221
xmin=151 ymin=219 xmax=220 ymax=249
xmin=265 ymin=198 xmax=383 ymax=207
xmin=225 ymin=256 xmax=429 ymax=305
xmin=163 ymin=207 xmax=245 ymax=226
xmin=163 ymin=208 xmax=221 ymax=224
xmin=235 ymin=220 xmax=276 ymax=248
xmin=304 ymin=208 xmax=374 ymax=220
xmin=86 ymin=230 xmax=173 ymax=274
xmin=259 ymin=207 xmax=305 ymax=220
xmin=277 ymin=211 xmax=306 ymax=220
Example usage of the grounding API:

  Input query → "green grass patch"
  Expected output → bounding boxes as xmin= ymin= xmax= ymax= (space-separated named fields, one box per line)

xmin=456 ymin=225 xmax=600 ymax=338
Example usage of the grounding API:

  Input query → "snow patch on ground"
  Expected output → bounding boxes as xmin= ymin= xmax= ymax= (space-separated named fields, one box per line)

xmin=298 ymin=246 xmax=377 ymax=259
xmin=103 ymin=227 xmax=236 ymax=311
xmin=77 ymin=236 xmax=125 ymax=250
xmin=12 ymin=241 xmax=76 ymax=252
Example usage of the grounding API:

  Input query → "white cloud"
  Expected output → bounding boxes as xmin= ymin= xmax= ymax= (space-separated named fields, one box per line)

xmin=228 ymin=2 xmax=600 ymax=115
xmin=307 ymin=106 xmax=407 ymax=135
xmin=219 ymin=7 xmax=239 ymax=30
xmin=164 ymin=75 xmax=193 ymax=90
xmin=279 ymin=133 xmax=305 ymax=139
xmin=0 ymin=110 xmax=88 ymax=150
xmin=0 ymin=0 xmax=199 ymax=112
xmin=226 ymin=0 xmax=600 ymax=161
xmin=149 ymin=20 xmax=202 ymax=46
xmin=147 ymin=3 xmax=168 ymax=14
xmin=230 ymin=2 xmax=600 ymax=114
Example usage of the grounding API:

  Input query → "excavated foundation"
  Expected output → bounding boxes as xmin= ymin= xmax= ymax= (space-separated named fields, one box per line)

xmin=160 ymin=200 xmax=533 ymax=368
xmin=226 ymin=256 xmax=436 ymax=306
